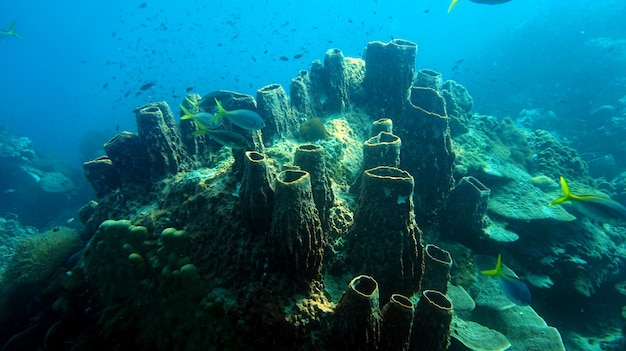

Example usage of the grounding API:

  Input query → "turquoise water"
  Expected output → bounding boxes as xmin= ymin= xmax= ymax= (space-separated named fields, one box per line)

xmin=1 ymin=0 xmax=578 ymax=164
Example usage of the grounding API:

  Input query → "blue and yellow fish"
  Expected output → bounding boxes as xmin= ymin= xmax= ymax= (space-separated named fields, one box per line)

xmin=211 ymin=99 xmax=265 ymax=131
xmin=180 ymin=99 xmax=221 ymax=130
xmin=481 ymin=254 xmax=531 ymax=306
xmin=548 ymin=176 xmax=626 ymax=226
xmin=448 ymin=0 xmax=512 ymax=13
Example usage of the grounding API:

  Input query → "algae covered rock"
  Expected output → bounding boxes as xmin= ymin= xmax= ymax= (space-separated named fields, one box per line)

xmin=74 ymin=220 xmax=217 ymax=349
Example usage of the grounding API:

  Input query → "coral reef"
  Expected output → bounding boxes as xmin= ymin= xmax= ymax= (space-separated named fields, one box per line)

xmin=363 ymin=39 xmax=417 ymax=117
xmin=440 ymin=176 xmax=491 ymax=244
xmin=293 ymin=144 xmax=335 ymax=230
xmin=2 ymin=39 xmax=596 ymax=351
xmin=257 ymin=83 xmax=300 ymax=143
xmin=2 ymin=227 xmax=80 ymax=288
xmin=527 ymin=129 xmax=589 ymax=180
xmin=415 ymin=69 xmax=443 ymax=91
xmin=349 ymin=166 xmax=424 ymax=301
xmin=411 ymin=290 xmax=453 ymax=351
xmin=421 ymin=244 xmax=453 ymax=294
xmin=397 ymin=86 xmax=455 ymax=222
xmin=239 ymin=150 xmax=274 ymax=233
xmin=269 ymin=169 xmax=324 ymax=282
xmin=0 ymin=128 xmax=81 ymax=227
xmin=299 ymin=118 xmax=330 ymax=142
xmin=327 ymin=275 xmax=382 ymax=351
xmin=370 ymin=117 xmax=393 ymax=136
xmin=380 ymin=294 xmax=414 ymax=351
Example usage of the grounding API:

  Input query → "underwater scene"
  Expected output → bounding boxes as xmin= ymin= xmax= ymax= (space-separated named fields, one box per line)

xmin=1 ymin=0 xmax=626 ymax=350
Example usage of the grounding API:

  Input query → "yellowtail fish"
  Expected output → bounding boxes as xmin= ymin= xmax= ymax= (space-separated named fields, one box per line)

xmin=192 ymin=128 xmax=251 ymax=149
xmin=180 ymin=100 xmax=221 ymax=130
xmin=548 ymin=176 xmax=626 ymax=226
xmin=481 ymin=254 xmax=531 ymax=306
xmin=211 ymin=99 xmax=265 ymax=130
xmin=448 ymin=0 xmax=512 ymax=13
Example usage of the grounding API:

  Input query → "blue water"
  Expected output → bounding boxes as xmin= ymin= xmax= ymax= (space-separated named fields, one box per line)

xmin=1 ymin=0 xmax=587 ymax=166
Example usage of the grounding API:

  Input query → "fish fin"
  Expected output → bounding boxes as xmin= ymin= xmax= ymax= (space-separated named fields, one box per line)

xmin=448 ymin=0 xmax=460 ymax=13
xmin=194 ymin=119 xmax=208 ymax=129
xmin=548 ymin=176 xmax=577 ymax=206
xmin=481 ymin=254 xmax=503 ymax=277
xmin=192 ymin=128 xmax=210 ymax=136
xmin=184 ymin=95 xmax=198 ymax=108
xmin=210 ymin=98 xmax=227 ymax=121
xmin=179 ymin=104 xmax=193 ymax=120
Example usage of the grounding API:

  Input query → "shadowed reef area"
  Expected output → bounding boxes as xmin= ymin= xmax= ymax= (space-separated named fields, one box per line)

xmin=3 ymin=38 xmax=625 ymax=351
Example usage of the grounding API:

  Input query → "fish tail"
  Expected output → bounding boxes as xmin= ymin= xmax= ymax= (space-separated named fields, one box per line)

xmin=179 ymin=104 xmax=193 ymax=120
xmin=184 ymin=96 xmax=198 ymax=108
xmin=448 ymin=0 xmax=460 ymax=13
xmin=210 ymin=98 xmax=227 ymax=121
xmin=548 ymin=176 xmax=573 ymax=206
xmin=7 ymin=22 xmax=23 ymax=39
xmin=481 ymin=254 xmax=503 ymax=277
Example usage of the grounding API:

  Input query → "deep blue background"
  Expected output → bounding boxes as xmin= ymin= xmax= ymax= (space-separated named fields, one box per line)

xmin=0 ymin=0 xmax=624 ymax=168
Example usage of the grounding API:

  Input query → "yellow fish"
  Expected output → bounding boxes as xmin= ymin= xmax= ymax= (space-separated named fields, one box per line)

xmin=448 ymin=0 xmax=512 ymax=13
xmin=548 ymin=176 xmax=626 ymax=226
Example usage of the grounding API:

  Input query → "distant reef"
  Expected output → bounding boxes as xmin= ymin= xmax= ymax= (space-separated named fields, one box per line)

xmin=5 ymin=39 xmax=625 ymax=351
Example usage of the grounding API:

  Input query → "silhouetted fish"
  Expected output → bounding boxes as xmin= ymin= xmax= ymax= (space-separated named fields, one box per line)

xmin=140 ymin=81 xmax=156 ymax=91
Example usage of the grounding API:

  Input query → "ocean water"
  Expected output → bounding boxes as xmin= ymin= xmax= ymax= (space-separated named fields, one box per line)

xmin=1 ymin=0 xmax=555 ymax=165
xmin=1 ymin=0 xmax=626 ymax=350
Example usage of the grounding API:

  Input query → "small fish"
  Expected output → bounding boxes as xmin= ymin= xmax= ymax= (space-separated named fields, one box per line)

xmin=293 ymin=54 xmax=303 ymax=59
xmin=193 ymin=128 xmax=251 ymax=149
xmin=482 ymin=254 xmax=531 ymax=306
xmin=448 ymin=0 xmax=511 ymax=13
xmin=279 ymin=56 xmax=289 ymax=61
xmin=549 ymin=176 xmax=626 ymax=226
xmin=185 ymin=87 xmax=194 ymax=92
xmin=211 ymin=99 xmax=265 ymax=130
xmin=138 ymin=2 xmax=148 ymax=8
xmin=140 ymin=81 xmax=156 ymax=91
